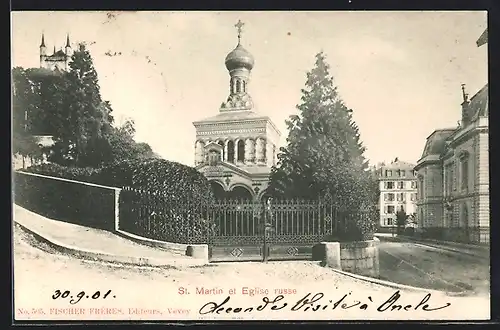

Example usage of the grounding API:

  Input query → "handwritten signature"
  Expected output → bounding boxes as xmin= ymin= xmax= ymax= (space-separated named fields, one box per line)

xmin=198 ymin=290 xmax=451 ymax=314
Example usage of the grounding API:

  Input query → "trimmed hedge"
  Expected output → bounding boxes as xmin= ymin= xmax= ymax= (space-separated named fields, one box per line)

xmin=96 ymin=158 xmax=215 ymax=205
xmin=18 ymin=159 xmax=216 ymax=243
xmin=21 ymin=163 xmax=101 ymax=183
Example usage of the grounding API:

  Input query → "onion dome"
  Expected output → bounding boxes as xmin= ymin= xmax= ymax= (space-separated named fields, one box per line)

xmin=225 ymin=43 xmax=255 ymax=71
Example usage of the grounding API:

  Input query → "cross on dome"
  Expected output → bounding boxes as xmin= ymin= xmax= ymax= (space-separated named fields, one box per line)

xmin=235 ymin=20 xmax=245 ymax=44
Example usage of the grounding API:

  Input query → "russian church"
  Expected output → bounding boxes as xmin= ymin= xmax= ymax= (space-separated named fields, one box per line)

xmin=192 ymin=21 xmax=281 ymax=201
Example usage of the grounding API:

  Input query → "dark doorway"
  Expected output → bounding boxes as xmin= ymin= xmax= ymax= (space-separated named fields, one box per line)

xmin=228 ymin=186 xmax=253 ymax=201
xmin=227 ymin=141 xmax=235 ymax=163
xmin=210 ymin=181 xmax=226 ymax=200
xmin=237 ymin=140 xmax=245 ymax=162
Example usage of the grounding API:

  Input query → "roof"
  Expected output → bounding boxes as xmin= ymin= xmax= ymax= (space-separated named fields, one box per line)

xmin=193 ymin=110 xmax=269 ymax=124
xmin=380 ymin=159 xmax=415 ymax=170
xmin=421 ymin=129 xmax=455 ymax=158
xmin=469 ymin=84 xmax=488 ymax=118
xmin=48 ymin=50 xmax=68 ymax=58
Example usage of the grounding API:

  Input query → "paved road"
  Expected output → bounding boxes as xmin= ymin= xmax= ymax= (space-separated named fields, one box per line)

xmin=378 ymin=241 xmax=490 ymax=295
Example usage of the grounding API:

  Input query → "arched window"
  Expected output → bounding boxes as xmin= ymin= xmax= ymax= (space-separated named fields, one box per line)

xmin=242 ymin=80 xmax=246 ymax=93
xmin=236 ymin=80 xmax=241 ymax=93
xmin=217 ymin=140 xmax=225 ymax=161
xmin=461 ymin=204 xmax=468 ymax=228
xmin=237 ymin=140 xmax=245 ymax=162
xmin=227 ymin=140 xmax=235 ymax=163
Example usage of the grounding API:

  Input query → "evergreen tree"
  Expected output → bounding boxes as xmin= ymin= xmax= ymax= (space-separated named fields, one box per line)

xmin=62 ymin=43 xmax=111 ymax=166
xmin=268 ymin=52 xmax=377 ymax=211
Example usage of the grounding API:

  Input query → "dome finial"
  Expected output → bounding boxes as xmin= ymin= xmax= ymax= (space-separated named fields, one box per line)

xmin=235 ymin=19 xmax=245 ymax=45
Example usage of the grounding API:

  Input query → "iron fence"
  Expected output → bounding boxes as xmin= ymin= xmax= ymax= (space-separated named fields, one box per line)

xmin=118 ymin=188 xmax=378 ymax=245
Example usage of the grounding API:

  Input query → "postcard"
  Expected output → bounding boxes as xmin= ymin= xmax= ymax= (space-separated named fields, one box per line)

xmin=11 ymin=11 xmax=490 ymax=322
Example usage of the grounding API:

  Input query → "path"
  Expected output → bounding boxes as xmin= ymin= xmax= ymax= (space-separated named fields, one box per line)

xmin=13 ymin=204 xmax=200 ymax=267
xmin=378 ymin=241 xmax=490 ymax=295
xmin=13 ymin=225 xmax=490 ymax=321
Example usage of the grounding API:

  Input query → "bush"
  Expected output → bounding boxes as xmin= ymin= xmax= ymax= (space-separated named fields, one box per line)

xmin=96 ymin=158 xmax=214 ymax=204
xmin=323 ymin=205 xmax=378 ymax=242
xmin=98 ymin=159 xmax=216 ymax=243
xmin=21 ymin=163 xmax=101 ymax=184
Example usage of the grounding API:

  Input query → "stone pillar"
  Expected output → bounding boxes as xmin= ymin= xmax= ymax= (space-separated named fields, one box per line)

xmin=234 ymin=140 xmax=239 ymax=164
xmin=195 ymin=140 xmax=205 ymax=165
xmin=223 ymin=141 xmax=228 ymax=162
xmin=256 ymin=138 xmax=265 ymax=165
xmin=265 ymin=142 xmax=273 ymax=166
xmin=244 ymin=138 xmax=253 ymax=164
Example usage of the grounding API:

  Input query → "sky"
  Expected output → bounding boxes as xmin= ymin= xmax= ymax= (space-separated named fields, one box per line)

xmin=11 ymin=11 xmax=488 ymax=167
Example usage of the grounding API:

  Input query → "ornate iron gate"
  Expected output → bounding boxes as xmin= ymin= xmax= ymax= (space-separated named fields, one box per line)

xmin=207 ymin=199 xmax=342 ymax=262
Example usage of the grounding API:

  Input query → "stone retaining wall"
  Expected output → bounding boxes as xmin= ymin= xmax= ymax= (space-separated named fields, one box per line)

xmin=340 ymin=240 xmax=380 ymax=277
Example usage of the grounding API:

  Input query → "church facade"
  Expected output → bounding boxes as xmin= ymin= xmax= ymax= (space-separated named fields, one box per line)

xmin=39 ymin=33 xmax=73 ymax=71
xmin=192 ymin=22 xmax=281 ymax=201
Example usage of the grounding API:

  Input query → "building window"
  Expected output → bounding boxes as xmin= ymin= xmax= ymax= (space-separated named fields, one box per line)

xmin=397 ymin=181 xmax=405 ymax=189
xmin=411 ymin=181 xmax=417 ymax=189
xmin=418 ymin=177 xmax=424 ymax=198
xmin=227 ymin=140 xmax=235 ymax=163
xmin=461 ymin=156 xmax=469 ymax=191
xmin=387 ymin=205 xmax=395 ymax=214
xmin=400 ymin=170 xmax=406 ymax=177
xmin=410 ymin=193 xmax=417 ymax=201
xmin=461 ymin=204 xmax=469 ymax=229
xmin=386 ymin=170 xmax=392 ymax=177
xmin=385 ymin=181 xmax=394 ymax=189
xmin=445 ymin=163 xmax=454 ymax=196
xmin=217 ymin=141 xmax=225 ymax=161
xmin=237 ymin=140 xmax=245 ymax=162
xmin=396 ymin=193 xmax=405 ymax=202
xmin=385 ymin=193 xmax=395 ymax=201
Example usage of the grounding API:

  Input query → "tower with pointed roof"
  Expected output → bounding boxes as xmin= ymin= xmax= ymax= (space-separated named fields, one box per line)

xmin=39 ymin=33 xmax=72 ymax=71
xmin=192 ymin=20 xmax=281 ymax=200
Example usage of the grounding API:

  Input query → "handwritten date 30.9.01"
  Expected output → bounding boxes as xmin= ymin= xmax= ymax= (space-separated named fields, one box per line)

xmin=52 ymin=290 xmax=115 ymax=305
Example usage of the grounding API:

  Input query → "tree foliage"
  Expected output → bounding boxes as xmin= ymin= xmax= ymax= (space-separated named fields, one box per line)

xmin=267 ymin=52 xmax=379 ymax=212
xmin=12 ymin=43 xmax=158 ymax=168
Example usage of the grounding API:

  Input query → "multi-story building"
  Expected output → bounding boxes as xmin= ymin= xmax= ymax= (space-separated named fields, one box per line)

xmin=414 ymin=28 xmax=488 ymax=244
xmin=375 ymin=158 xmax=418 ymax=231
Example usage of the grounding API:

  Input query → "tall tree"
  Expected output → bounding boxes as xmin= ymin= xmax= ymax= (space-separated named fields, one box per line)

xmin=12 ymin=67 xmax=43 ymax=163
xmin=267 ymin=52 xmax=377 ymax=210
xmin=62 ymin=43 xmax=110 ymax=166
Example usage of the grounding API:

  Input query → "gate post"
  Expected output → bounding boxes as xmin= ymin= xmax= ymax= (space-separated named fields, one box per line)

xmin=262 ymin=197 xmax=273 ymax=262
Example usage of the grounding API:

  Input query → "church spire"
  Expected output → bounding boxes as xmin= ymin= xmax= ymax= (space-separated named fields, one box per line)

xmin=40 ymin=33 xmax=46 ymax=47
xmin=461 ymin=83 xmax=469 ymax=103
